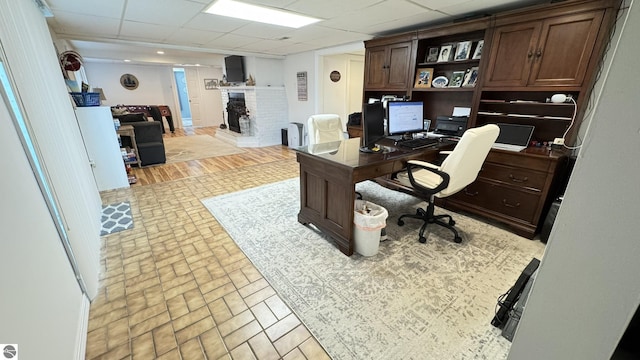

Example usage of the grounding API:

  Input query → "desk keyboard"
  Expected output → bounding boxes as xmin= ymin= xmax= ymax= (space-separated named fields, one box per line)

xmin=396 ymin=137 xmax=439 ymax=150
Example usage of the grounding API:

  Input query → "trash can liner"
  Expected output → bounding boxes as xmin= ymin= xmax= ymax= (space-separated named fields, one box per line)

xmin=353 ymin=200 xmax=388 ymax=231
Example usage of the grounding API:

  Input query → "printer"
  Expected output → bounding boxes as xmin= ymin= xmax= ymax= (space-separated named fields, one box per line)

xmin=434 ymin=116 xmax=468 ymax=136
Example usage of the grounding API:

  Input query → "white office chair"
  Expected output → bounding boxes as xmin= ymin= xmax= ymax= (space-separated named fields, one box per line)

xmin=306 ymin=114 xmax=347 ymax=146
xmin=307 ymin=114 xmax=362 ymax=199
xmin=396 ymin=124 xmax=500 ymax=243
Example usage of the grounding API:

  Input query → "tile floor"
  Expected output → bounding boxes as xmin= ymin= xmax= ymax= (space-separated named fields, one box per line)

xmin=88 ymin=157 xmax=331 ymax=359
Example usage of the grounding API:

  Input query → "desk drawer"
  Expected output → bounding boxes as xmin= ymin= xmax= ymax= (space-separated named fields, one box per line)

xmin=450 ymin=180 xmax=540 ymax=223
xmin=479 ymin=163 xmax=547 ymax=191
xmin=487 ymin=151 xmax=551 ymax=172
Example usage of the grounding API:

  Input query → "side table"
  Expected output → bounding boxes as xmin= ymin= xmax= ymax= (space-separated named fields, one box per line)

xmin=116 ymin=125 xmax=141 ymax=167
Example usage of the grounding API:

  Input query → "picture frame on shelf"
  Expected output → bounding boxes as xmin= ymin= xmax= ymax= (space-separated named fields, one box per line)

xmin=449 ymin=71 xmax=466 ymax=87
xmin=437 ymin=44 xmax=454 ymax=62
xmin=431 ymin=75 xmax=449 ymax=88
xmin=414 ymin=67 xmax=434 ymax=88
xmin=472 ymin=40 xmax=484 ymax=59
xmin=454 ymin=41 xmax=471 ymax=61
xmin=462 ymin=67 xmax=479 ymax=87
xmin=204 ymin=78 xmax=218 ymax=90
xmin=425 ymin=47 xmax=440 ymax=62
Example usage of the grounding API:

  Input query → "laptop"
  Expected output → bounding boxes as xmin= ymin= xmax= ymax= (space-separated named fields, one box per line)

xmin=492 ymin=123 xmax=535 ymax=152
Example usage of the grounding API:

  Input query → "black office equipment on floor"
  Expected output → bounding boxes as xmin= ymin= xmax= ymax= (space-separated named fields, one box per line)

xmin=492 ymin=258 xmax=540 ymax=329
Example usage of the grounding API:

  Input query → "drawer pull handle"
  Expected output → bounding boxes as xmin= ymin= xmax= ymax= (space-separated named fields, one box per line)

xmin=502 ymin=199 xmax=521 ymax=208
xmin=509 ymin=174 xmax=528 ymax=183
xmin=464 ymin=189 xmax=478 ymax=196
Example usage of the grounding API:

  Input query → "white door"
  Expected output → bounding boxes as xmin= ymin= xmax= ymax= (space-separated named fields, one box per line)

xmin=185 ymin=67 xmax=202 ymax=127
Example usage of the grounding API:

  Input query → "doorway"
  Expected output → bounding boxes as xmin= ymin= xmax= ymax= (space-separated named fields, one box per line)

xmin=173 ymin=68 xmax=192 ymax=127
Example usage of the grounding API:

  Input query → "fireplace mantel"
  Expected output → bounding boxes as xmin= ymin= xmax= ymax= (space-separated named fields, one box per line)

xmin=218 ymin=87 xmax=288 ymax=147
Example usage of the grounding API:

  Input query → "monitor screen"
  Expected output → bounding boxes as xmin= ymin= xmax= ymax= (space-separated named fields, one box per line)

xmin=362 ymin=102 xmax=386 ymax=148
xmin=387 ymin=101 xmax=424 ymax=135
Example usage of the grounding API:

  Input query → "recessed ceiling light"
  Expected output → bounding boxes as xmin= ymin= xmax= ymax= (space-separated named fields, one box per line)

xmin=205 ymin=0 xmax=320 ymax=28
xmin=123 ymin=59 xmax=131 ymax=62
xmin=157 ymin=51 xmax=165 ymax=54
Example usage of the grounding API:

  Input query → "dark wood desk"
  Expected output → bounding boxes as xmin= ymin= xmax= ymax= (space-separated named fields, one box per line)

xmin=295 ymin=138 xmax=454 ymax=256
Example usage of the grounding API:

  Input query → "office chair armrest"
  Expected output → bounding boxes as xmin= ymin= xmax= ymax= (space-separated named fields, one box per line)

xmin=406 ymin=162 xmax=450 ymax=195
xmin=407 ymin=159 xmax=440 ymax=170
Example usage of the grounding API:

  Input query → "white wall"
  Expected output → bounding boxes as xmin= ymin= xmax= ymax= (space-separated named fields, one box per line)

xmin=284 ymin=51 xmax=317 ymax=124
xmin=83 ymin=62 xmax=226 ymax=129
xmin=508 ymin=1 xmax=639 ymax=358
xmin=0 ymin=95 xmax=87 ymax=360
xmin=0 ymin=0 xmax=98 ymax=357
xmin=321 ymin=54 xmax=364 ymax=130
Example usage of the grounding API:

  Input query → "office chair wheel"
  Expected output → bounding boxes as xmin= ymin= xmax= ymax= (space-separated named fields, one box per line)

xmin=449 ymin=219 xmax=456 ymax=226
xmin=398 ymin=219 xmax=405 ymax=226
xmin=419 ymin=236 xmax=427 ymax=244
xmin=453 ymin=236 xmax=462 ymax=243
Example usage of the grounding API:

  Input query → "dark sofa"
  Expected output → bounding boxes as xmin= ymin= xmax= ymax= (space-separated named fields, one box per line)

xmin=116 ymin=113 xmax=166 ymax=166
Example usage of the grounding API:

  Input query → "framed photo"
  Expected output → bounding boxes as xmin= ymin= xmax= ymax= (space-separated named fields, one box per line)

xmin=462 ymin=67 xmax=479 ymax=87
xmin=425 ymin=47 xmax=440 ymax=63
xmin=437 ymin=44 xmax=453 ymax=62
xmin=204 ymin=78 xmax=218 ymax=90
xmin=449 ymin=71 xmax=466 ymax=87
xmin=414 ymin=67 xmax=434 ymax=88
xmin=472 ymin=40 xmax=484 ymax=60
xmin=454 ymin=41 xmax=472 ymax=61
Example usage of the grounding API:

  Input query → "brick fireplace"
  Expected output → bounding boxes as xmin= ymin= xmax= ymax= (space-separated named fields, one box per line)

xmin=218 ymin=86 xmax=289 ymax=147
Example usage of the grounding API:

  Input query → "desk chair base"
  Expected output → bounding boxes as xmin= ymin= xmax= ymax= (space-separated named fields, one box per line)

xmin=397 ymin=200 xmax=462 ymax=244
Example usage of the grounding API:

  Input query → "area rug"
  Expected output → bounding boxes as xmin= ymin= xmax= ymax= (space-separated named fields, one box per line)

xmin=202 ymin=179 xmax=545 ymax=359
xmin=163 ymin=134 xmax=245 ymax=163
xmin=100 ymin=202 xmax=133 ymax=236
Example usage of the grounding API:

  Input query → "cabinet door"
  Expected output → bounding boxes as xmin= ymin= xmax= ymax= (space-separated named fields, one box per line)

xmin=364 ymin=45 xmax=387 ymax=88
xmin=386 ymin=42 xmax=412 ymax=88
xmin=484 ymin=21 xmax=542 ymax=87
xmin=529 ymin=10 xmax=604 ymax=87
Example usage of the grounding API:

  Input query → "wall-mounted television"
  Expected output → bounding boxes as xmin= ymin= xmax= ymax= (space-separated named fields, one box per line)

xmin=224 ymin=55 xmax=245 ymax=83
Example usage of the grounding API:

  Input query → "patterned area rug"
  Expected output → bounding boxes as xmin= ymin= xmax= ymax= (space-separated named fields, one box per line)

xmin=202 ymin=179 xmax=545 ymax=360
xmin=100 ymin=202 xmax=133 ymax=236
xmin=163 ymin=134 xmax=245 ymax=163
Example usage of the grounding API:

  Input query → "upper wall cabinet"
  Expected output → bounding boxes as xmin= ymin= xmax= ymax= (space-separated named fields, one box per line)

xmin=484 ymin=10 xmax=604 ymax=88
xmin=364 ymin=41 xmax=413 ymax=90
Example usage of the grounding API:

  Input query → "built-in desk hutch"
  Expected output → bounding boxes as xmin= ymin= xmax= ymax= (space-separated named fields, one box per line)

xmin=361 ymin=0 xmax=620 ymax=238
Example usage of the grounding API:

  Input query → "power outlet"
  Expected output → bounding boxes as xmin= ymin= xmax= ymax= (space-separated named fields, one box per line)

xmin=553 ymin=138 xmax=564 ymax=145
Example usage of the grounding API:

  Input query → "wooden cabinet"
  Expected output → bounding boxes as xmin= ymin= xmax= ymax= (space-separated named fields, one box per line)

xmin=360 ymin=0 xmax=619 ymax=238
xmin=445 ymin=149 xmax=567 ymax=238
xmin=484 ymin=10 xmax=604 ymax=88
xmin=364 ymin=41 xmax=413 ymax=89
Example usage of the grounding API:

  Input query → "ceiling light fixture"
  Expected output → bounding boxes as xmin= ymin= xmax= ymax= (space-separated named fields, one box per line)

xmin=124 ymin=59 xmax=131 ymax=62
xmin=157 ymin=51 xmax=165 ymax=54
xmin=205 ymin=0 xmax=320 ymax=28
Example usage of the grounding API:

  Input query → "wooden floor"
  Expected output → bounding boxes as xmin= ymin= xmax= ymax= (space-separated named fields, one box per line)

xmin=131 ymin=127 xmax=297 ymax=186
xmin=89 ymin=127 xmax=331 ymax=359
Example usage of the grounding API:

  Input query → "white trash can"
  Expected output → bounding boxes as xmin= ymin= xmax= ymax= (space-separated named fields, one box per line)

xmin=353 ymin=200 xmax=388 ymax=256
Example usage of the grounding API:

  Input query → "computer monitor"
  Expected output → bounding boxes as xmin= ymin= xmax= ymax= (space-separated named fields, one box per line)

xmin=387 ymin=101 xmax=424 ymax=136
xmin=362 ymin=102 xmax=386 ymax=149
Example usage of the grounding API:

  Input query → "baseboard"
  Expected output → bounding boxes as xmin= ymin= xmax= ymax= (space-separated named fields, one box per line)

xmin=74 ymin=294 xmax=90 ymax=360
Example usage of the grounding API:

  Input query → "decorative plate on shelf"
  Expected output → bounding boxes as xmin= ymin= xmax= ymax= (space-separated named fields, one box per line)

xmin=431 ymin=76 xmax=449 ymax=88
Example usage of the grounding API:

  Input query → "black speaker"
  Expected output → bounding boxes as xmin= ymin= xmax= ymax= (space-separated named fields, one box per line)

xmin=281 ymin=128 xmax=288 ymax=146
xmin=540 ymin=200 xmax=560 ymax=243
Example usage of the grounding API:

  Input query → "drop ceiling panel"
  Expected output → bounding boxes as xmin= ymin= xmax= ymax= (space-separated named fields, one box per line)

xmin=46 ymin=0 xmax=126 ymax=18
xmin=202 ymin=33 xmax=264 ymax=50
xmin=409 ymin=0 xmax=475 ymax=11
xmin=119 ymin=21 xmax=179 ymax=42
xmin=50 ymin=12 xmax=121 ymax=37
xmin=321 ymin=1 xmax=428 ymax=32
xmin=123 ymin=0 xmax=206 ymax=25
xmin=285 ymin=0 xmax=383 ymax=19
xmin=165 ymin=28 xmax=225 ymax=46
